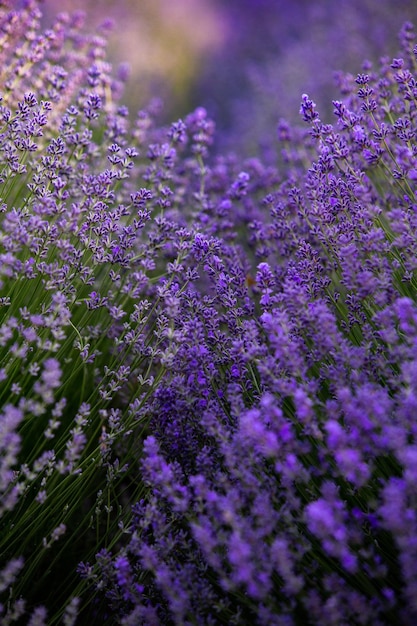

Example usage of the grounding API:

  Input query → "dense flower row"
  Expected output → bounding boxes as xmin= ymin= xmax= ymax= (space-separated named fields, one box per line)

xmin=1 ymin=2 xmax=417 ymax=625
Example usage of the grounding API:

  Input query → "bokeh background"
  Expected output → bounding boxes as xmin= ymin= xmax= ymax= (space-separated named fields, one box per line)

xmin=40 ymin=0 xmax=417 ymax=155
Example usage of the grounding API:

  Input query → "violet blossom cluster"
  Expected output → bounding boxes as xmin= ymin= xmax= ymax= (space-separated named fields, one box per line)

xmin=1 ymin=2 xmax=417 ymax=625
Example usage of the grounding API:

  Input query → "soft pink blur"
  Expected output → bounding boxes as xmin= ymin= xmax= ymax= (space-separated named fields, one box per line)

xmin=41 ymin=0 xmax=227 ymax=115
xmin=39 ymin=0 xmax=417 ymax=153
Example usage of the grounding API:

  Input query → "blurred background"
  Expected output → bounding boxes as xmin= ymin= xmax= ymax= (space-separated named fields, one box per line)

xmin=40 ymin=0 xmax=417 ymax=155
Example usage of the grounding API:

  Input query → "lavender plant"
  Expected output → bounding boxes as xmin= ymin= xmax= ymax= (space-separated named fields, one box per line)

xmin=82 ymin=22 xmax=417 ymax=626
xmin=0 ymin=2 xmax=212 ymax=622
xmin=1 ymin=2 xmax=417 ymax=625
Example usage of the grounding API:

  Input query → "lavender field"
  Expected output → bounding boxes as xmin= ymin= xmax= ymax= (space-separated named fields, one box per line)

xmin=1 ymin=1 xmax=417 ymax=624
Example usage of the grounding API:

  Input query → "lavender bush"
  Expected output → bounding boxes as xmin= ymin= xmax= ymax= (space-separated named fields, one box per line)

xmin=1 ymin=1 xmax=417 ymax=625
